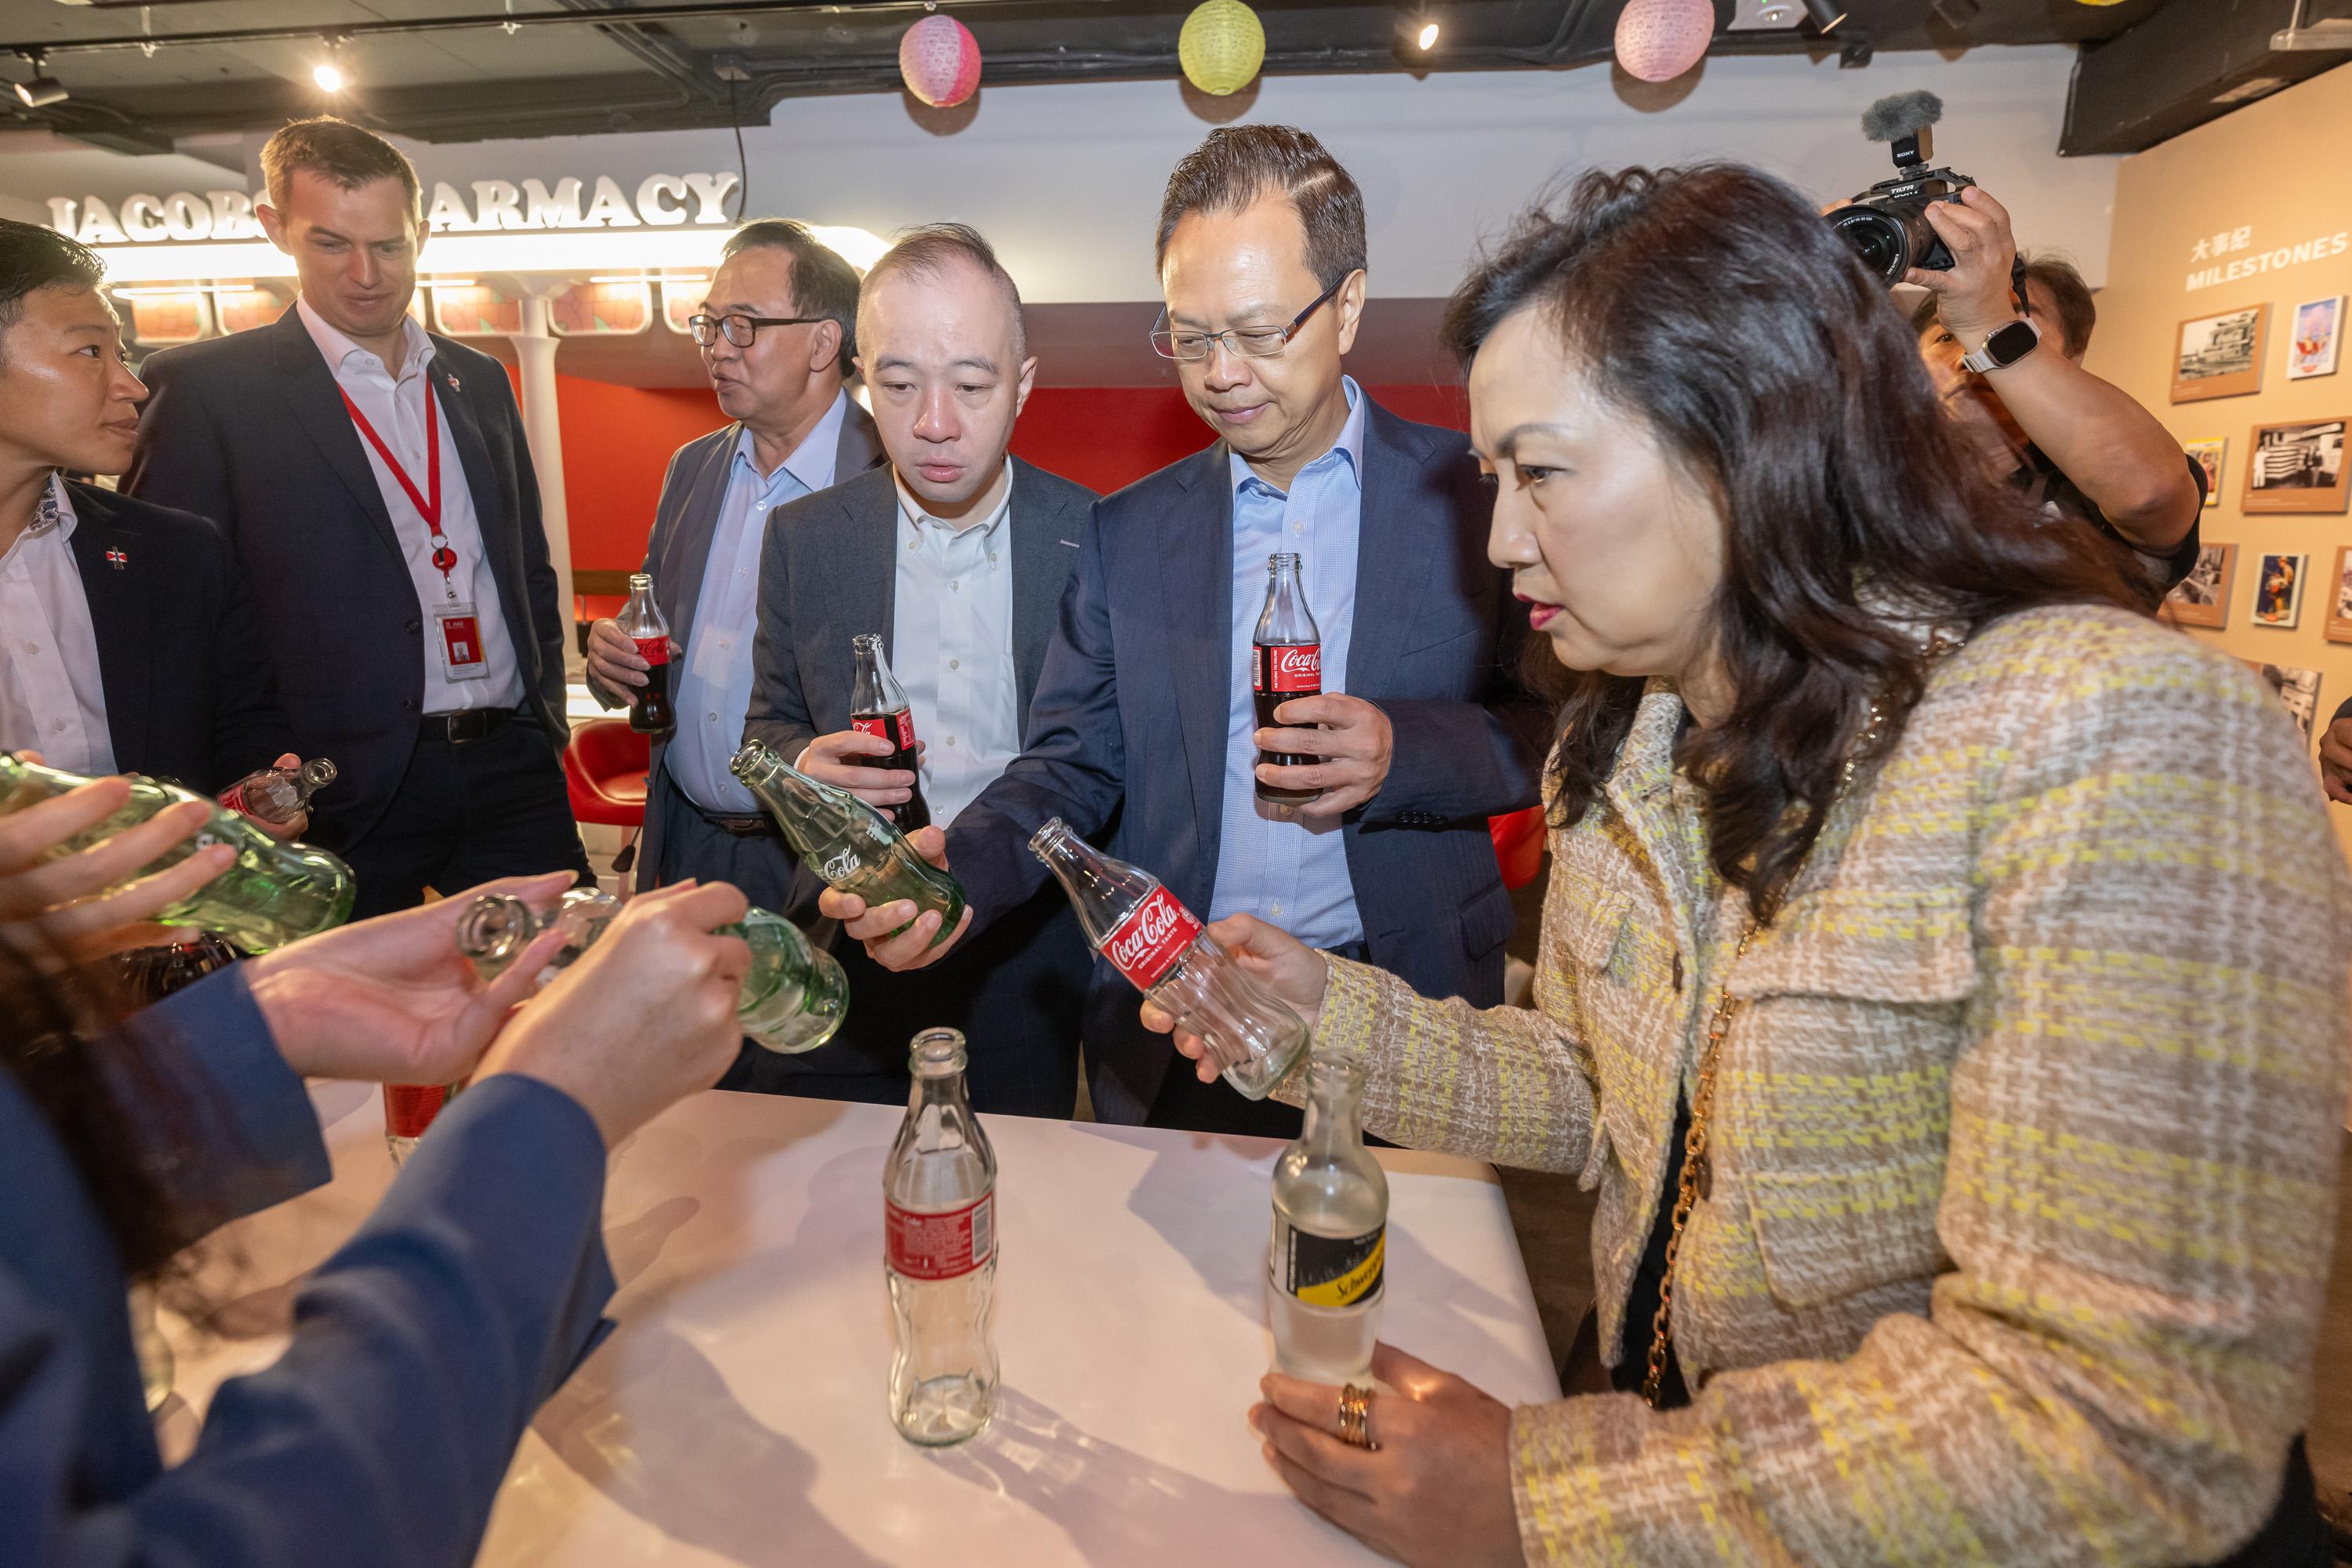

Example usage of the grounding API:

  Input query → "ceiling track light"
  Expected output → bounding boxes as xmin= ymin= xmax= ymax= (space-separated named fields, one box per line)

xmin=12 ymin=50 xmax=65 ymax=108
xmin=1801 ymin=0 xmax=1848 ymax=33
xmin=1393 ymin=6 xmax=1440 ymax=56
xmin=313 ymin=34 xmax=347 ymax=93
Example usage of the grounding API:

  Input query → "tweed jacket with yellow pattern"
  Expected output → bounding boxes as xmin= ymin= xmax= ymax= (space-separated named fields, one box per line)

xmin=1308 ymin=604 xmax=2352 ymax=1566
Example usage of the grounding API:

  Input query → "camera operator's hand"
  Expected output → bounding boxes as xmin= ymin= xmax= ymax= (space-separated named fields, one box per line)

xmin=1911 ymin=185 xmax=2020 ymax=346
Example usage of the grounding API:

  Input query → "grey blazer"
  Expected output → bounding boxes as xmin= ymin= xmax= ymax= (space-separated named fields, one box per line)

xmin=598 ymin=399 xmax=884 ymax=887
xmin=743 ymin=457 xmax=1100 ymax=915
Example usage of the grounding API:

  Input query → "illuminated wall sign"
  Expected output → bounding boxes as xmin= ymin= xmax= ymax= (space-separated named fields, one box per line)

xmin=45 ymin=172 xmax=741 ymax=248
xmin=2185 ymin=221 xmax=2352 ymax=293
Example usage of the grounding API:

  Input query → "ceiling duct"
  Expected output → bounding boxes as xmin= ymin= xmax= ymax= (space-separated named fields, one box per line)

xmin=2063 ymin=0 xmax=2352 ymax=155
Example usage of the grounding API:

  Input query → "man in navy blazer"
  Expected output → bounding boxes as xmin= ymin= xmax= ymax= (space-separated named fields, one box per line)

xmin=125 ymin=118 xmax=587 ymax=917
xmin=0 ymin=220 xmax=295 ymax=800
xmin=830 ymin=128 xmax=1546 ymax=1133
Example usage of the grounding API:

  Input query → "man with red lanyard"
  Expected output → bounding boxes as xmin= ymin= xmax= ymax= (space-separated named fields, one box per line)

xmin=129 ymin=118 xmax=589 ymax=916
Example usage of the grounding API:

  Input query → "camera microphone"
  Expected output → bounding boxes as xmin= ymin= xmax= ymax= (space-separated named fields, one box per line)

xmin=1861 ymin=91 xmax=1944 ymax=145
xmin=1831 ymin=90 xmax=1976 ymax=285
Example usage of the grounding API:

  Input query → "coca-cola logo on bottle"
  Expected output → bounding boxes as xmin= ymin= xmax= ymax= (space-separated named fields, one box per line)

xmin=822 ymin=848 xmax=862 ymax=882
xmin=1103 ymin=887 xmax=1204 ymax=990
xmin=1257 ymin=644 xmax=1321 ymax=693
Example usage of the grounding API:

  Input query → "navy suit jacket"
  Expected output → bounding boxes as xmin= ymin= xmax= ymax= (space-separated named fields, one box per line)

xmin=947 ymin=397 xmax=1548 ymax=1121
xmin=123 ymin=307 xmax=572 ymax=853
xmin=0 ymin=968 xmax=614 ymax=1568
xmin=64 ymin=479 xmax=296 ymax=794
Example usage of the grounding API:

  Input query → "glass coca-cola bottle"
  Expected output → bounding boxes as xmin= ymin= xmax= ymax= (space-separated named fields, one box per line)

xmin=1028 ymin=817 xmax=1307 ymax=1098
xmin=0 ymin=751 xmax=354 ymax=953
xmin=617 ymin=572 xmax=676 ymax=739
xmin=217 ymin=757 xmax=336 ymax=825
xmin=886 ymin=1027 xmax=998 ymax=1446
xmin=730 ymin=739 xmax=964 ymax=947
xmin=849 ymin=633 xmax=931 ymax=833
xmin=456 ymin=887 xmax=849 ymax=1055
xmin=1252 ymin=552 xmax=1323 ymax=808
xmin=384 ymin=1083 xmax=454 ymax=1168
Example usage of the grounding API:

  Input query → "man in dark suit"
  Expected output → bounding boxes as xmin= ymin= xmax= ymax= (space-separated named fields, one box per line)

xmin=125 ymin=118 xmax=586 ymax=917
xmin=0 ymin=219 xmax=296 ymax=811
xmin=581 ymin=221 xmax=883 ymax=910
xmin=829 ymin=127 xmax=1546 ymax=1134
xmin=742 ymin=224 xmax=1098 ymax=1116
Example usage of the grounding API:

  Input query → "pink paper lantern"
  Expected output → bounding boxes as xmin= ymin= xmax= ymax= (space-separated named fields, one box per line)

xmin=899 ymin=15 xmax=982 ymax=108
xmin=1614 ymin=0 xmax=1714 ymax=83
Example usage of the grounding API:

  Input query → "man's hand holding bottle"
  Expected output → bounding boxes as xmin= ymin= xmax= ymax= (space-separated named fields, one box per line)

xmin=819 ymin=824 xmax=973 ymax=970
xmin=797 ymin=731 xmax=925 ymax=820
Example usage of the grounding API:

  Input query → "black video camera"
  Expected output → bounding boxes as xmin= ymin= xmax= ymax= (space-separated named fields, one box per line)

xmin=1830 ymin=91 xmax=1975 ymax=287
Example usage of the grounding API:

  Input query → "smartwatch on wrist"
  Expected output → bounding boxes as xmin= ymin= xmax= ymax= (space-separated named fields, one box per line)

xmin=1960 ymin=318 xmax=2041 ymax=374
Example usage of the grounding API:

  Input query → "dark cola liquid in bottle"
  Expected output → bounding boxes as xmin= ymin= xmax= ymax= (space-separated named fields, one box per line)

xmin=618 ymin=572 xmax=675 ymax=739
xmin=1252 ymin=552 xmax=1323 ymax=808
xmin=849 ymin=633 xmax=931 ymax=834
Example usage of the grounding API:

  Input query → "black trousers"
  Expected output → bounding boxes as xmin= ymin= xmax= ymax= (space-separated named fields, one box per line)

xmin=719 ymin=887 xmax=1091 ymax=1120
xmin=344 ymin=717 xmax=591 ymax=920
xmin=1139 ymin=938 xmax=1376 ymax=1138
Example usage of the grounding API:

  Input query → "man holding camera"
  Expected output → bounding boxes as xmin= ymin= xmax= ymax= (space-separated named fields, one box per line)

xmin=1905 ymin=185 xmax=2203 ymax=608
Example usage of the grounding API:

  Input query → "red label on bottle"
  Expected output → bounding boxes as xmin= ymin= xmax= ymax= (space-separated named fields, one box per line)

xmin=1255 ymin=644 xmax=1321 ymax=694
xmin=853 ymin=711 xmax=917 ymax=750
xmin=217 ymin=783 xmax=249 ymax=815
xmin=633 ymin=634 xmax=670 ymax=667
xmin=383 ymin=1083 xmax=448 ymax=1138
xmin=886 ymin=1192 xmax=996 ymax=1280
xmin=1102 ymin=885 xmax=1203 ymax=992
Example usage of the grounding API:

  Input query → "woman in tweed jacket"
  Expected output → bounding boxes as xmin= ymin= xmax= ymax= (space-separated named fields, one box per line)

xmin=1150 ymin=165 xmax=2351 ymax=1566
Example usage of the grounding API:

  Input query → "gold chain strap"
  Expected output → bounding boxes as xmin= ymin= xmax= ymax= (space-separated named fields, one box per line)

xmin=1636 ymin=663 xmax=1940 ymax=1408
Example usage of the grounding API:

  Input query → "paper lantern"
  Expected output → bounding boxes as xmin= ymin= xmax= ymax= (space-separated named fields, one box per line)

xmin=1179 ymin=0 xmax=1265 ymax=97
xmin=899 ymin=15 xmax=982 ymax=109
xmin=1614 ymin=0 xmax=1714 ymax=84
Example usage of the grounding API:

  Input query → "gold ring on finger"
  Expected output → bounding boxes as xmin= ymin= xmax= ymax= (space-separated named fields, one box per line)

xmin=1337 ymin=1383 xmax=1379 ymax=1451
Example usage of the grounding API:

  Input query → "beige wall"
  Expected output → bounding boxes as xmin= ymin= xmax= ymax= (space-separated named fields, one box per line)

xmin=2088 ymin=63 xmax=2352 ymax=864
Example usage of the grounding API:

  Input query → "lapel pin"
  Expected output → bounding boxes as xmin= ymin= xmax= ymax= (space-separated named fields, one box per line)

xmin=445 ymin=372 xmax=462 ymax=392
xmin=103 ymin=548 xmax=128 ymax=569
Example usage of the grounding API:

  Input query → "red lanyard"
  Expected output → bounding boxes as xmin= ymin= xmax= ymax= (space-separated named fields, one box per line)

xmin=339 ymin=383 xmax=457 ymax=586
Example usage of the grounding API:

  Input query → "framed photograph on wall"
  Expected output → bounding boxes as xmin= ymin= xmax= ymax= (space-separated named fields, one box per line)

xmin=2253 ymin=550 xmax=2307 ymax=628
xmin=2245 ymin=417 xmax=2350 ymax=514
xmin=2328 ymin=546 xmax=2352 ymax=644
xmin=2166 ymin=541 xmax=2236 ymax=628
xmin=2289 ymin=295 xmax=2344 ymax=381
xmin=2182 ymin=437 xmax=2227 ymax=506
xmin=2245 ymin=660 xmax=2323 ymax=746
xmin=2172 ymin=304 xmax=2269 ymax=403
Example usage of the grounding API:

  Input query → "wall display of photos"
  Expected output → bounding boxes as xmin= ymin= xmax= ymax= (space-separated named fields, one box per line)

xmin=2183 ymin=437 xmax=2226 ymax=506
xmin=2244 ymin=416 xmax=2350 ymax=514
xmin=2168 ymin=541 xmax=2236 ymax=627
xmin=2289 ymin=295 xmax=2343 ymax=382
xmin=2244 ymin=659 xmax=2324 ymax=746
xmin=2253 ymin=550 xmax=2307 ymax=628
xmin=2172 ymin=303 xmax=2269 ymax=403
xmin=2327 ymin=546 xmax=2352 ymax=645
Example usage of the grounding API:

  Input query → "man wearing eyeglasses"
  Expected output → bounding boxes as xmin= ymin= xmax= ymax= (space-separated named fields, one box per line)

xmin=583 ymin=220 xmax=884 ymax=907
xmin=828 ymin=125 xmax=1547 ymax=1135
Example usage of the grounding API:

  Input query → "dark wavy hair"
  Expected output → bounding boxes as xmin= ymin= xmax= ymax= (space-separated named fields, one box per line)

xmin=1441 ymin=165 xmax=2139 ymax=919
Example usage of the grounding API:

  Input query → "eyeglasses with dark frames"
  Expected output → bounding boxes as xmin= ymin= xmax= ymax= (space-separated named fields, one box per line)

xmin=688 ymin=312 xmax=825 ymax=348
xmin=1149 ymin=271 xmax=1358 ymax=363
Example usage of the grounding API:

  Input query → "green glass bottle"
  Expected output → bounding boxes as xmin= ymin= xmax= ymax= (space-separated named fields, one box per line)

xmin=0 ymin=751 xmax=354 ymax=953
xmin=728 ymin=739 xmax=965 ymax=948
xmin=457 ymin=887 xmax=849 ymax=1054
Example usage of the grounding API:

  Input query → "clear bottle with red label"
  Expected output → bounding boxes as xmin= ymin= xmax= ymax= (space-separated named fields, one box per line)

xmin=886 ymin=1027 xmax=998 ymax=1446
xmin=217 ymin=757 xmax=336 ymax=825
xmin=1029 ymin=817 xmax=1308 ymax=1099
xmin=617 ymin=572 xmax=676 ymax=739
xmin=849 ymin=633 xmax=931 ymax=834
xmin=1252 ymin=551 xmax=1323 ymax=808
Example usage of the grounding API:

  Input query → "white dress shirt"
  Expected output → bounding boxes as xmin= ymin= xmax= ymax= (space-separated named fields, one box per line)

xmin=298 ymin=299 xmax=524 ymax=715
xmin=891 ymin=470 xmax=1020 ymax=829
xmin=0 ymin=476 xmax=116 ymax=775
xmin=669 ymin=394 xmax=850 ymax=814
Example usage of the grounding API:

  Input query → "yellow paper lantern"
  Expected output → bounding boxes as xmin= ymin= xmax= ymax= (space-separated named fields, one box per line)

xmin=1180 ymin=0 xmax=1265 ymax=96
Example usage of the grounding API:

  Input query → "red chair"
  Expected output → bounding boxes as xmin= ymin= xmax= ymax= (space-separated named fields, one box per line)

xmin=564 ymin=718 xmax=650 ymax=880
xmin=1488 ymin=806 xmax=1546 ymax=892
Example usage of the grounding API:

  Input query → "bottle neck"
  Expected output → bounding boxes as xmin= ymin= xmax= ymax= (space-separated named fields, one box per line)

xmin=1299 ymin=1061 xmax=1363 ymax=1155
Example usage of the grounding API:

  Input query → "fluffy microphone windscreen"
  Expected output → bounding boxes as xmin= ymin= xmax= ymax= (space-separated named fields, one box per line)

xmin=1861 ymin=90 xmax=1945 ymax=143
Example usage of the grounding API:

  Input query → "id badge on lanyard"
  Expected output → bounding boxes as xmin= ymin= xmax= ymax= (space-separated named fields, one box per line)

xmin=437 ymin=599 xmax=488 ymax=681
xmin=341 ymin=381 xmax=488 ymax=681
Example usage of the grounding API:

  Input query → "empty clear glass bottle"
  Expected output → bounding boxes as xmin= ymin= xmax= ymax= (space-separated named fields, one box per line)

xmin=730 ymin=739 xmax=964 ymax=946
xmin=886 ymin=1028 xmax=999 ymax=1446
xmin=1268 ymin=1054 xmax=1387 ymax=1385
xmin=0 ymin=751 xmax=354 ymax=953
xmin=216 ymin=757 xmax=336 ymax=825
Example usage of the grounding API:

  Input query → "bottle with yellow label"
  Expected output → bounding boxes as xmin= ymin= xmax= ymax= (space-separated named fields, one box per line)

xmin=1267 ymin=1052 xmax=1387 ymax=1384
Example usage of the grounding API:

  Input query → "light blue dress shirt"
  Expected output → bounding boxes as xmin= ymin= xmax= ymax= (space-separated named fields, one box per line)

xmin=669 ymin=392 xmax=848 ymax=812
xmin=1204 ymin=376 xmax=1366 ymax=949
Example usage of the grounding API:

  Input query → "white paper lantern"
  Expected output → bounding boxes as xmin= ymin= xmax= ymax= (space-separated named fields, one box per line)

xmin=899 ymin=15 xmax=982 ymax=109
xmin=1614 ymin=0 xmax=1715 ymax=84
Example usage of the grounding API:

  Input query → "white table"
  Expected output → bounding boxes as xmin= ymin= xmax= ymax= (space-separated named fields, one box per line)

xmin=165 ymin=1084 xmax=1563 ymax=1566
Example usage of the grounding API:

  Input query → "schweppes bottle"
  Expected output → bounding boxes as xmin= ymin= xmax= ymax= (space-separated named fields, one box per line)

xmin=1267 ymin=1053 xmax=1388 ymax=1384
